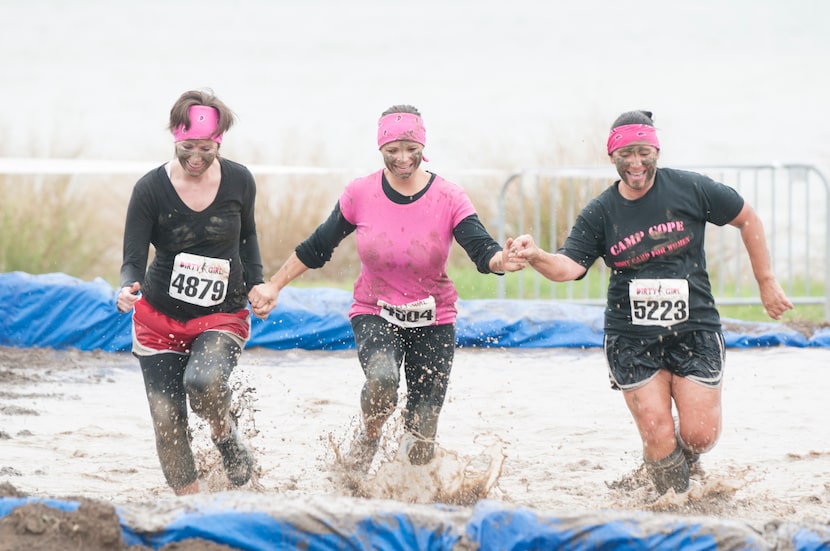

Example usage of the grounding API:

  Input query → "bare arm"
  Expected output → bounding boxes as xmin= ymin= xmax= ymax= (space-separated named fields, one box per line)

xmin=729 ymin=203 xmax=793 ymax=320
xmin=510 ymin=234 xmax=587 ymax=282
xmin=248 ymin=252 xmax=311 ymax=320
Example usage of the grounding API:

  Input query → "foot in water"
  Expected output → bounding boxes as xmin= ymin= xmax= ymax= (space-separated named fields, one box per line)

xmin=213 ymin=423 xmax=254 ymax=487
xmin=344 ymin=431 xmax=380 ymax=474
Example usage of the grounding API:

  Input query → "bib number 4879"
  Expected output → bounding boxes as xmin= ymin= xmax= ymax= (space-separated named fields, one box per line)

xmin=170 ymin=273 xmax=226 ymax=303
xmin=168 ymin=252 xmax=230 ymax=307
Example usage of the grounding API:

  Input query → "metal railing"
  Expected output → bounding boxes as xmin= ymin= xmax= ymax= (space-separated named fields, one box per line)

xmin=495 ymin=164 xmax=830 ymax=320
xmin=3 ymin=157 xmax=827 ymax=319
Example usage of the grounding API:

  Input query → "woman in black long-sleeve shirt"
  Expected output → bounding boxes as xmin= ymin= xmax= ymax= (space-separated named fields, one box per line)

xmin=117 ymin=89 xmax=265 ymax=495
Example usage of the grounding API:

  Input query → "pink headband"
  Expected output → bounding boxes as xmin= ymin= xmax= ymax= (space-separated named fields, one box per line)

xmin=606 ymin=124 xmax=660 ymax=155
xmin=377 ymin=113 xmax=426 ymax=149
xmin=172 ymin=105 xmax=223 ymax=143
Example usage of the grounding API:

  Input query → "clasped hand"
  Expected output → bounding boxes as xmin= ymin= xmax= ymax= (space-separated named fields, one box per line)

xmin=248 ymin=282 xmax=279 ymax=320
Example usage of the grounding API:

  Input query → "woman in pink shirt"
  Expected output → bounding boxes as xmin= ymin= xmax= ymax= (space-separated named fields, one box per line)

xmin=250 ymin=105 xmax=524 ymax=473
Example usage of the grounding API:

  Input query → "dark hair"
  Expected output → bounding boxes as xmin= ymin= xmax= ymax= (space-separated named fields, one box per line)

xmin=381 ymin=104 xmax=422 ymax=117
xmin=168 ymin=89 xmax=236 ymax=137
xmin=611 ymin=110 xmax=654 ymax=129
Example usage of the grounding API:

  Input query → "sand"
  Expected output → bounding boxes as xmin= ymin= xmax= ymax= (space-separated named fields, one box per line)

xmin=1 ymin=344 xmax=829 ymax=549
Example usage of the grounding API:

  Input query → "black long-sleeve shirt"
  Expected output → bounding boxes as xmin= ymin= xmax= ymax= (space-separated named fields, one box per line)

xmin=120 ymin=159 xmax=264 ymax=321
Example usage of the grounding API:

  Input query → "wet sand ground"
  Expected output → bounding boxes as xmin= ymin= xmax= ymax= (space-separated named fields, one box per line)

xmin=1 ymin=345 xmax=830 ymax=547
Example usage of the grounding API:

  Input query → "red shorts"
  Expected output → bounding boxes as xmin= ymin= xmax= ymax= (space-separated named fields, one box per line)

xmin=132 ymin=298 xmax=251 ymax=356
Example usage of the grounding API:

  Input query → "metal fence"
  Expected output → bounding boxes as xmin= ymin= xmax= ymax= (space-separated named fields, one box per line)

xmin=495 ymin=164 xmax=830 ymax=320
xmin=3 ymin=158 xmax=827 ymax=319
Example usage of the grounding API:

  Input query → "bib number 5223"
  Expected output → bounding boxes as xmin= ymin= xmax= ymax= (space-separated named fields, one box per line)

xmin=628 ymin=279 xmax=689 ymax=327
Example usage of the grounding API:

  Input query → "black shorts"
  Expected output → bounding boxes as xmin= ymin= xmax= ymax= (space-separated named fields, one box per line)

xmin=603 ymin=330 xmax=725 ymax=391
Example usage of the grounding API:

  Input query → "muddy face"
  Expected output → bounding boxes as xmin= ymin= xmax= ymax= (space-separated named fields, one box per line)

xmin=611 ymin=144 xmax=659 ymax=194
xmin=175 ymin=139 xmax=219 ymax=177
xmin=380 ymin=140 xmax=423 ymax=180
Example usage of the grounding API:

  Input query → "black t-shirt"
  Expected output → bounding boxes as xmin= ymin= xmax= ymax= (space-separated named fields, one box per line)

xmin=559 ymin=167 xmax=744 ymax=337
xmin=120 ymin=159 xmax=264 ymax=322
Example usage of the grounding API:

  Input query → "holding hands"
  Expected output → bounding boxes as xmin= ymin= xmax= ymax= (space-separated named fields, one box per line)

xmin=491 ymin=238 xmax=529 ymax=273
xmin=248 ymin=237 xmax=533 ymax=322
xmin=248 ymin=282 xmax=280 ymax=321
xmin=507 ymin=235 xmax=542 ymax=264
xmin=506 ymin=234 xmax=587 ymax=282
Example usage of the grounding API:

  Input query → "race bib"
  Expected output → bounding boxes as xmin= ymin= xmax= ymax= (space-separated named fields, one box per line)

xmin=378 ymin=296 xmax=436 ymax=328
xmin=628 ymin=279 xmax=689 ymax=327
xmin=168 ymin=252 xmax=230 ymax=307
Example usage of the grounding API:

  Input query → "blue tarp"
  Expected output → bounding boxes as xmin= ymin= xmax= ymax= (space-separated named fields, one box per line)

xmin=3 ymin=493 xmax=829 ymax=550
xmin=0 ymin=271 xmax=823 ymax=352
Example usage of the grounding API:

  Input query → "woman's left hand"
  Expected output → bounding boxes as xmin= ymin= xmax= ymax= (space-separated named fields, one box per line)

xmin=759 ymin=278 xmax=794 ymax=320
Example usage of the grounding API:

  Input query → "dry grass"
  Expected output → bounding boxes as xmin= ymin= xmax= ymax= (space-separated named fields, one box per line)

xmin=0 ymin=170 xmax=501 ymax=291
xmin=0 ymin=175 xmax=126 ymax=280
xmin=254 ymin=173 xmax=361 ymax=287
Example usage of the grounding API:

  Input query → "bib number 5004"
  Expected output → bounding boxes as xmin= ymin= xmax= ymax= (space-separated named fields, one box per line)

xmin=377 ymin=296 xmax=437 ymax=328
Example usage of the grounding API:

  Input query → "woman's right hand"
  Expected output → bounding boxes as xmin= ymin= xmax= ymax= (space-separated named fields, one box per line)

xmin=248 ymin=282 xmax=280 ymax=320
xmin=509 ymin=234 xmax=542 ymax=262
xmin=116 ymin=282 xmax=141 ymax=313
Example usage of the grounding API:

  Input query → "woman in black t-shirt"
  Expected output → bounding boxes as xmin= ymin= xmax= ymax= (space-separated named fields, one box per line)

xmin=512 ymin=110 xmax=792 ymax=496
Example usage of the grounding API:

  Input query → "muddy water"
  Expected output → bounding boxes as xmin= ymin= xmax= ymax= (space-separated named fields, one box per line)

xmin=1 ymin=345 xmax=829 ymax=529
